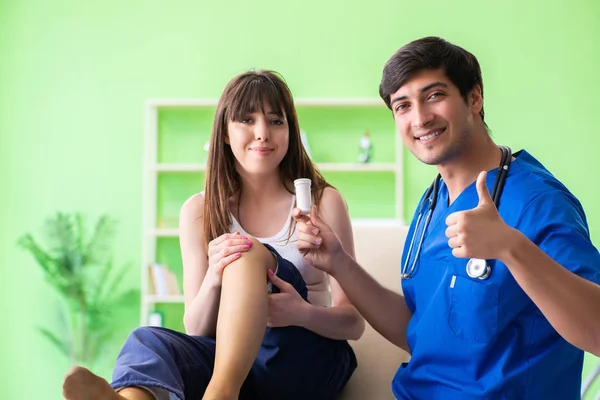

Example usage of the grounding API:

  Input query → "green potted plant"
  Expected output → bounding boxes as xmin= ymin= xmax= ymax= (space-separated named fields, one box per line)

xmin=18 ymin=213 xmax=138 ymax=369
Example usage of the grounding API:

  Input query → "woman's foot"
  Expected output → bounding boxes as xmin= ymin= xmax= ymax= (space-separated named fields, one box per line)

xmin=62 ymin=366 xmax=125 ymax=400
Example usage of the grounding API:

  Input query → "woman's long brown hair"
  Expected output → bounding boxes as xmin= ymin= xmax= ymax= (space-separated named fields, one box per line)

xmin=203 ymin=70 xmax=330 ymax=247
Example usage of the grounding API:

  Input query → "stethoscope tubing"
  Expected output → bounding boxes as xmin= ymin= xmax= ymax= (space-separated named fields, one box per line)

xmin=401 ymin=146 xmax=512 ymax=280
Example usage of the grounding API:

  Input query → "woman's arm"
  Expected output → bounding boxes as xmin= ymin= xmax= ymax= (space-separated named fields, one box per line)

xmin=298 ymin=187 xmax=366 ymax=341
xmin=179 ymin=193 xmax=222 ymax=337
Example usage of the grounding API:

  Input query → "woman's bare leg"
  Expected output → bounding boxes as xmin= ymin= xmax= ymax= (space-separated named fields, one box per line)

xmin=202 ymin=239 xmax=276 ymax=400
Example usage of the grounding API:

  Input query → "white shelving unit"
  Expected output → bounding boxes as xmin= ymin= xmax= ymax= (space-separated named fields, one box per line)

xmin=145 ymin=294 xmax=186 ymax=304
xmin=152 ymin=162 xmax=396 ymax=173
xmin=141 ymin=98 xmax=404 ymax=326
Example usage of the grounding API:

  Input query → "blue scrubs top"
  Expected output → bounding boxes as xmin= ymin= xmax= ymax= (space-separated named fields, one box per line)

xmin=393 ymin=150 xmax=600 ymax=399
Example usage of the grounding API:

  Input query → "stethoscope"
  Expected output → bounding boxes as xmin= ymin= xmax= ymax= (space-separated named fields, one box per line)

xmin=401 ymin=146 xmax=512 ymax=280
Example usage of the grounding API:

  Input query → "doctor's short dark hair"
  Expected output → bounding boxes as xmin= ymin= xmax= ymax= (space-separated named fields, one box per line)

xmin=379 ymin=36 xmax=487 ymax=127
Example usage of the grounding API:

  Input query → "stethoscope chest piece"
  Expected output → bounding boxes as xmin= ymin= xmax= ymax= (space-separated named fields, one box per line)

xmin=466 ymin=258 xmax=492 ymax=280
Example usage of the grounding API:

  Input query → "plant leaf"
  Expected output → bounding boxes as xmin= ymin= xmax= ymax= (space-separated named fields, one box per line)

xmin=75 ymin=213 xmax=86 ymax=263
xmin=38 ymin=327 xmax=71 ymax=358
xmin=84 ymin=215 xmax=117 ymax=266
xmin=17 ymin=234 xmax=71 ymax=291
xmin=98 ymin=261 xmax=133 ymax=305
xmin=45 ymin=213 xmax=80 ymax=275
xmin=92 ymin=259 xmax=114 ymax=306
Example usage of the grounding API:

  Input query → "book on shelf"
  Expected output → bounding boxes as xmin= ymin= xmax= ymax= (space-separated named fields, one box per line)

xmin=148 ymin=263 xmax=181 ymax=296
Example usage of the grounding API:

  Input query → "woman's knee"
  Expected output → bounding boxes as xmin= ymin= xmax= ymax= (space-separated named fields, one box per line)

xmin=227 ymin=236 xmax=276 ymax=274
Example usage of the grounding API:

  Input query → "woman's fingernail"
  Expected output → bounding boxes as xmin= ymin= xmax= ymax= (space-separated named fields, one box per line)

xmin=247 ymin=241 xmax=253 ymax=246
xmin=312 ymin=228 xmax=319 ymax=235
xmin=268 ymin=269 xmax=274 ymax=277
xmin=240 ymin=236 xmax=248 ymax=240
xmin=315 ymin=237 xmax=322 ymax=245
xmin=242 ymin=245 xmax=249 ymax=250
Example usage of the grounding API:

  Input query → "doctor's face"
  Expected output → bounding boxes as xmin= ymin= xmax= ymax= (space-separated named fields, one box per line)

xmin=389 ymin=68 xmax=482 ymax=166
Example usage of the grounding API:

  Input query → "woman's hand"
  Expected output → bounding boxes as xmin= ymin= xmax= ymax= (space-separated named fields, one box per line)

xmin=206 ymin=232 xmax=253 ymax=286
xmin=266 ymin=270 xmax=310 ymax=328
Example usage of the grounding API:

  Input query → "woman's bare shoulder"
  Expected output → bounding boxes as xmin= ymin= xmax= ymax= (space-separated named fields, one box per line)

xmin=319 ymin=186 xmax=348 ymax=211
xmin=180 ymin=192 xmax=205 ymax=221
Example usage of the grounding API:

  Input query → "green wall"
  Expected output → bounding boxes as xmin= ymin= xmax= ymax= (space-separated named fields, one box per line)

xmin=1 ymin=0 xmax=599 ymax=398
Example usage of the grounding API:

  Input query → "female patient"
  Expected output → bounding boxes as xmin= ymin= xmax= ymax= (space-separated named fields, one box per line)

xmin=62 ymin=70 xmax=363 ymax=400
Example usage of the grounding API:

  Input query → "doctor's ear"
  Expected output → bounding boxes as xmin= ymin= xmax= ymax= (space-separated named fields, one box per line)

xmin=468 ymin=85 xmax=483 ymax=115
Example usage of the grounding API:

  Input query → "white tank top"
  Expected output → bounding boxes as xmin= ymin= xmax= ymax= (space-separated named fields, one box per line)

xmin=229 ymin=195 xmax=332 ymax=307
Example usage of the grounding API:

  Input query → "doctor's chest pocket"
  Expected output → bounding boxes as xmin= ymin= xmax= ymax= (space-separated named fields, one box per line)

xmin=448 ymin=275 xmax=499 ymax=343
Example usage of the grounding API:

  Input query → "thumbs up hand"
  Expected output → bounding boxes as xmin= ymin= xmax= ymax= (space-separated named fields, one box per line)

xmin=445 ymin=171 xmax=513 ymax=260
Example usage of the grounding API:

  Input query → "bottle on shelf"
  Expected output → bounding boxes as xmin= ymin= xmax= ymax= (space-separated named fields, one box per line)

xmin=358 ymin=130 xmax=372 ymax=163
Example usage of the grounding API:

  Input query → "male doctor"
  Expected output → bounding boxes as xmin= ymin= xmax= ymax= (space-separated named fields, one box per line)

xmin=293 ymin=36 xmax=600 ymax=399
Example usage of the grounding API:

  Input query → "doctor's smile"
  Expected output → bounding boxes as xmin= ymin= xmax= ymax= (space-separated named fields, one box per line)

xmin=415 ymin=128 xmax=446 ymax=146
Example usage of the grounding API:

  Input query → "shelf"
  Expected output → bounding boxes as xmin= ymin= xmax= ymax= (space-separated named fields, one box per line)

xmin=147 ymin=98 xmax=386 ymax=108
xmin=145 ymin=295 xmax=185 ymax=304
xmin=151 ymin=163 xmax=396 ymax=173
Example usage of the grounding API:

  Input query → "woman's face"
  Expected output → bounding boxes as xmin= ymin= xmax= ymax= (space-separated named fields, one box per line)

xmin=226 ymin=103 xmax=289 ymax=177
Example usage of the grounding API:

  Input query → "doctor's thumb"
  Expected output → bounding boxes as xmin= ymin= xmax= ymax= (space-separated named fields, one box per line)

xmin=291 ymin=207 xmax=312 ymax=224
xmin=476 ymin=171 xmax=493 ymax=206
